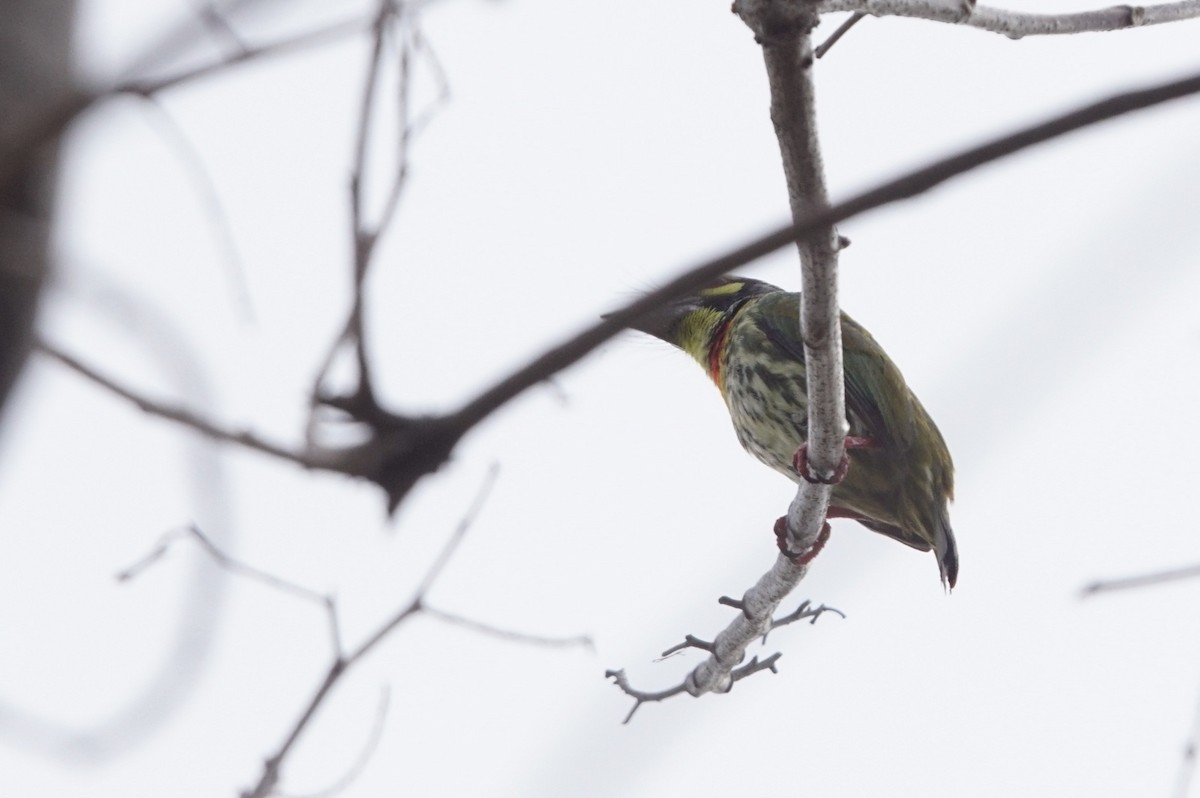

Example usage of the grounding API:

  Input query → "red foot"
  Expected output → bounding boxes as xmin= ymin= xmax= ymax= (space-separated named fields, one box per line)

xmin=792 ymin=436 xmax=877 ymax=485
xmin=774 ymin=516 xmax=832 ymax=565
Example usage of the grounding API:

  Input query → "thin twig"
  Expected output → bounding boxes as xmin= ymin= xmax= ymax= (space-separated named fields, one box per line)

xmin=606 ymin=651 xmax=787 ymax=724
xmin=278 ymin=686 xmax=392 ymax=798
xmin=1175 ymin=676 xmax=1200 ymax=798
xmin=815 ymin=12 xmax=866 ymax=57
xmin=410 ymin=462 xmax=499 ymax=600
xmin=604 ymin=669 xmax=690 ymax=724
xmin=816 ymin=0 xmax=1200 ymax=37
xmin=1081 ymin=562 xmax=1200 ymax=597
xmin=310 ymin=4 xmax=450 ymax=426
xmin=345 ymin=0 xmax=398 ymax=405
xmin=240 ymin=462 xmax=501 ymax=798
xmin=769 ymin=599 xmax=846 ymax=632
xmin=118 ymin=523 xmax=345 ymax=656
xmin=122 ymin=0 xmax=268 ymax=77
xmin=193 ymin=1 xmax=251 ymax=58
xmin=126 ymin=16 xmax=370 ymax=97
xmin=0 ymin=17 xmax=369 ymax=192
xmin=36 ymin=339 xmax=346 ymax=471
xmin=611 ymin=594 xmax=841 ymax=720
xmin=423 ymin=606 xmax=594 ymax=649
xmin=134 ymin=96 xmax=256 ymax=323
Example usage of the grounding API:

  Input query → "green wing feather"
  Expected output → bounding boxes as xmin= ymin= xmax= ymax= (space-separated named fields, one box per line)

xmin=750 ymin=292 xmax=913 ymax=451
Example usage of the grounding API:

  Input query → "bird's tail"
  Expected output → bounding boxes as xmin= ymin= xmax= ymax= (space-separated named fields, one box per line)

xmin=933 ymin=503 xmax=959 ymax=590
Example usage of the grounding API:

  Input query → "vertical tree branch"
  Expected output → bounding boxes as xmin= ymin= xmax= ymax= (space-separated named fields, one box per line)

xmin=0 ymin=0 xmax=75 ymax=418
xmin=639 ymin=0 xmax=850 ymax=700
xmin=734 ymin=0 xmax=846 ymax=555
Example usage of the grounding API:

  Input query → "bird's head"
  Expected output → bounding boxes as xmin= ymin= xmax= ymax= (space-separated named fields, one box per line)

xmin=624 ymin=275 xmax=778 ymax=364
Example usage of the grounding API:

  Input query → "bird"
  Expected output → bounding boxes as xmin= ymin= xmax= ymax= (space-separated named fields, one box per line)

xmin=625 ymin=275 xmax=958 ymax=589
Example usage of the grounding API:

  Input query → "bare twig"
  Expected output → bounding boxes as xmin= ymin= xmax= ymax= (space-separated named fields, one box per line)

xmin=661 ymin=635 xmax=717 ymax=657
xmin=1175 ymin=677 xmax=1200 ymax=798
xmin=192 ymin=1 xmax=251 ymax=58
xmin=340 ymin=0 xmax=399 ymax=407
xmin=422 ymin=606 xmax=594 ymax=649
xmin=278 ymin=686 xmax=391 ymax=798
xmin=127 ymin=16 xmax=370 ymax=97
xmin=610 ymin=592 xmax=841 ymax=721
xmin=815 ymin=11 xmax=867 ymax=57
xmin=119 ymin=471 xmax=582 ymax=792
xmin=240 ymin=463 xmax=500 ymax=798
xmin=816 ymin=0 xmax=1200 ymax=38
xmin=0 ymin=16 xmax=369 ymax=192
xmin=606 ymin=651 xmax=786 ymax=724
xmin=768 ymin=599 xmax=846 ymax=632
xmin=36 ymin=339 xmax=351 ymax=472
xmin=1081 ymin=562 xmax=1200 ymax=596
xmin=310 ymin=3 xmax=450 ymax=429
xmin=121 ymin=0 xmax=269 ymax=78
xmin=119 ymin=524 xmax=346 ymax=656
xmin=603 ymin=669 xmax=690 ymax=724
xmin=134 ymin=96 xmax=255 ymax=323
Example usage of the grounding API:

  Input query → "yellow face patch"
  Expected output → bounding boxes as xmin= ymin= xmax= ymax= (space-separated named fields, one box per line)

xmin=700 ymin=281 xmax=744 ymax=298
xmin=676 ymin=307 xmax=724 ymax=364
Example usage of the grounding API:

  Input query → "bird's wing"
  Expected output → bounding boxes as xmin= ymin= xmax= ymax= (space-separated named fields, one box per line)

xmin=753 ymin=294 xmax=914 ymax=452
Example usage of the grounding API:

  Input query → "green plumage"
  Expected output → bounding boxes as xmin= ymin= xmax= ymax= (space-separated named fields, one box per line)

xmin=630 ymin=275 xmax=958 ymax=588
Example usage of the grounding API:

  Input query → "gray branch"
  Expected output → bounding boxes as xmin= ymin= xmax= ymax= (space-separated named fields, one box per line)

xmin=816 ymin=0 xmax=1200 ymax=37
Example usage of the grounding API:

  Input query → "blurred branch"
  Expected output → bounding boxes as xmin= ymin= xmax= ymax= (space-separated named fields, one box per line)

xmin=0 ymin=15 xmax=369 ymax=193
xmin=190 ymin=1 xmax=251 ymax=58
xmin=238 ymin=463 xmax=495 ymax=798
xmin=816 ymin=0 xmax=1200 ymax=36
xmin=450 ymin=66 xmax=1200 ymax=455
xmin=34 ymin=67 xmax=1200 ymax=517
xmin=236 ymin=463 xmax=585 ymax=797
xmin=278 ymin=686 xmax=391 ymax=798
xmin=310 ymin=1 xmax=450 ymax=425
xmin=422 ymin=606 xmax=595 ymax=649
xmin=125 ymin=15 xmax=369 ymax=96
xmin=36 ymin=338 xmax=354 ymax=472
xmin=134 ymin=96 xmax=255 ymax=322
xmin=1081 ymin=562 xmax=1200 ymax=596
xmin=118 ymin=523 xmax=345 ymax=656
xmin=122 ymin=0 xmax=270 ymax=77
xmin=1175 ymin=678 xmax=1200 ymax=798
xmin=0 ymin=0 xmax=74 ymax=419
xmin=0 ymin=272 xmax=238 ymax=762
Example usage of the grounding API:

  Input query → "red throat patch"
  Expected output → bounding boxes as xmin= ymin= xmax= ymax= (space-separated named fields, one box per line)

xmin=707 ymin=317 xmax=732 ymax=387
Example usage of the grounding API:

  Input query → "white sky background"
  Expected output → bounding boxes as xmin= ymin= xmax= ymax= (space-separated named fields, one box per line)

xmin=2 ymin=0 xmax=1200 ymax=796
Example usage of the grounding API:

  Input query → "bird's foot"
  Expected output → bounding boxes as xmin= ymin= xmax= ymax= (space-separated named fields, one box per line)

xmin=792 ymin=436 xmax=876 ymax=485
xmin=774 ymin=516 xmax=832 ymax=565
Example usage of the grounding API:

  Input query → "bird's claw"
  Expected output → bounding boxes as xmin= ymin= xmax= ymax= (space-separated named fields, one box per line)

xmin=792 ymin=436 xmax=876 ymax=484
xmin=774 ymin=516 xmax=832 ymax=565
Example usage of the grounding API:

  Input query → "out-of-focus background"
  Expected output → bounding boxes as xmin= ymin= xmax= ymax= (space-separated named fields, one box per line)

xmin=3 ymin=1 xmax=1200 ymax=796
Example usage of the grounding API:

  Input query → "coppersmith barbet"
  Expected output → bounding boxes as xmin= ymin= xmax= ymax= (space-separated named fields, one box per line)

xmin=629 ymin=275 xmax=958 ymax=588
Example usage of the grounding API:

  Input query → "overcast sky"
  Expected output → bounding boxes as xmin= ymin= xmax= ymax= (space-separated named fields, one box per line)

xmin=3 ymin=1 xmax=1200 ymax=796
